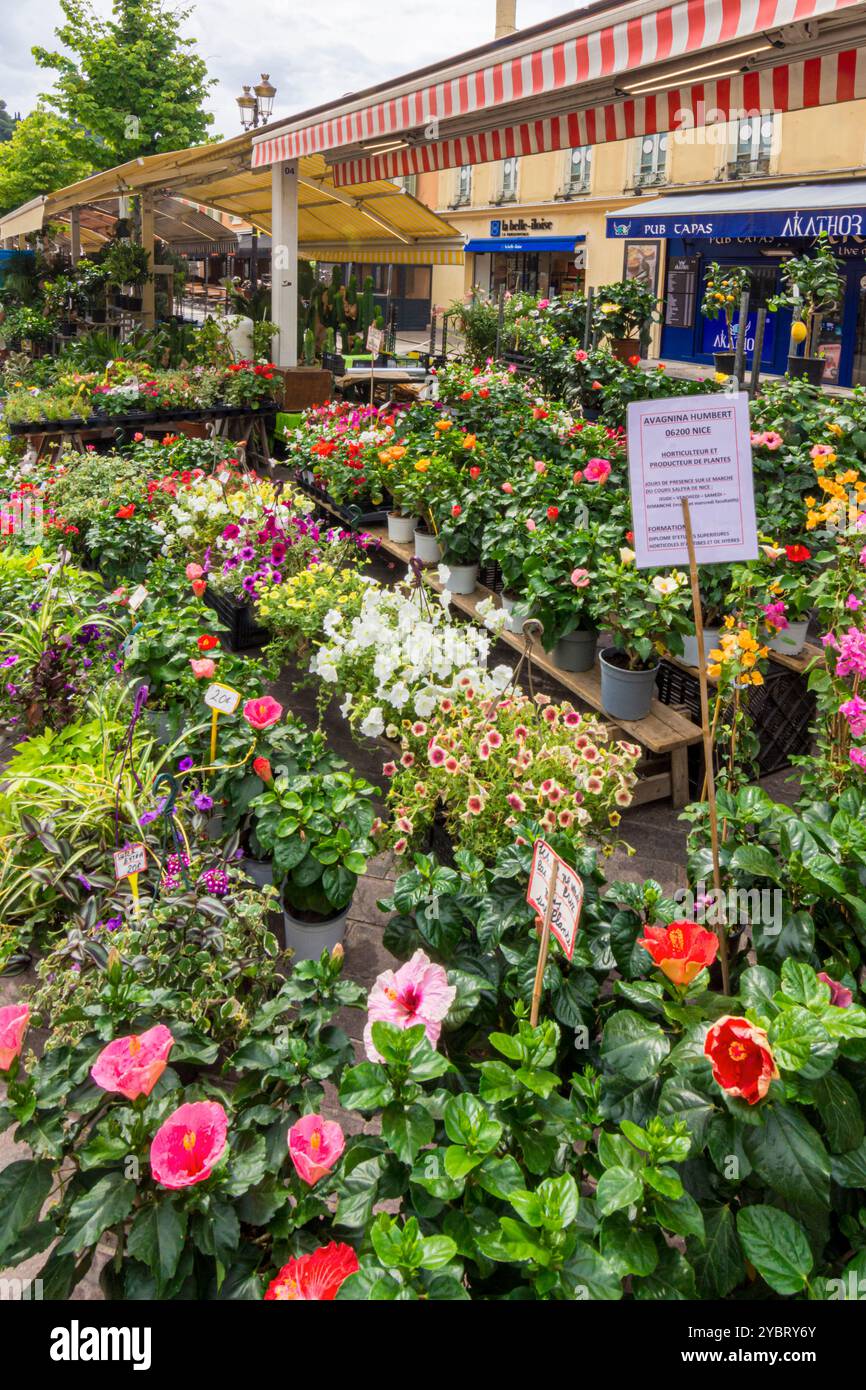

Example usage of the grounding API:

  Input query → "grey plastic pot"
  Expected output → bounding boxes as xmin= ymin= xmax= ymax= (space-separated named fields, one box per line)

xmin=440 ymin=561 xmax=478 ymax=595
xmin=500 ymin=591 xmax=530 ymax=634
xmin=241 ymin=857 xmax=273 ymax=890
xmin=387 ymin=512 xmax=418 ymax=544
xmin=599 ymin=647 xmax=659 ymax=721
xmin=682 ymin=627 xmax=722 ymax=669
xmin=768 ymin=618 xmax=809 ymax=656
xmin=283 ymin=901 xmax=350 ymax=960
xmin=414 ymin=529 xmax=443 ymax=565
xmin=552 ymin=626 xmax=598 ymax=673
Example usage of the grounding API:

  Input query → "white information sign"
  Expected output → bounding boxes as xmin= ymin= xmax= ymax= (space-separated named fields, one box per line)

xmin=627 ymin=395 xmax=758 ymax=569
xmin=114 ymin=842 xmax=147 ymax=879
xmin=366 ymin=326 xmax=384 ymax=356
xmin=128 ymin=585 xmax=148 ymax=612
xmin=526 ymin=840 xmax=584 ymax=962
xmin=204 ymin=683 xmax=241 ymax=715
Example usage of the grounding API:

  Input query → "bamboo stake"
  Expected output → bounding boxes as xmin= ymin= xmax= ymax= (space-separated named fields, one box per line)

xmin=530 ymin=860 xmax=559 ymax=1026
xmin=681 ymin=497 xmax=730 ymax=994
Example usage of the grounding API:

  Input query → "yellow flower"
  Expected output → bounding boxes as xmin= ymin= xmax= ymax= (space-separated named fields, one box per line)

xmin=724 ymin=615 xmax=735 ymax=629
xmin=415 ymin=459 xmax=431 ymax=472
xmin=609 ymin=811 xmax=621 ymax=827
xmin=751 ymin=671 xmax=764 ymax=686
xmin=708 ymin=663 xmax=722 ymax=679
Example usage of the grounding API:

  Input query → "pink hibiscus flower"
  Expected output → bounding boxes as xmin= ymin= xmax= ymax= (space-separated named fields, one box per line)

xmin=0 ymin=1004 xmax=29 ymax=1070
xmin=243 ymin=695 xmax=283 ymax=730
xmin=364 ymin=949 xmax=456 ymax=1062
xmin=150 ymin=1101 xmax=228 ymax=1190
xmin=288 ymin=1113 xmax=345 ymax=1185
xmin=91 ymin=1024 xmax=174 ymax=1100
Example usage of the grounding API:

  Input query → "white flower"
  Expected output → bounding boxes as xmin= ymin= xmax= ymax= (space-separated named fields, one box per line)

xmin=316 ymin=660 xmax=339 ymax=684
xmin=360 ymin=707 xmax=385 ymax=738
xmin=436 ymin=562 xmax=452 ymax=587
xmin=414 ymin=690 xmax=437 ymax=718
xmin=652 ymin=574 xmax=680 ymax=597
xmin=339 ymin=692 xmax=353 ymax=718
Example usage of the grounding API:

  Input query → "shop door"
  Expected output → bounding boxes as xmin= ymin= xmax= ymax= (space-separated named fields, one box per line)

xmin=851 ymin=271 xmax=866 ymax=387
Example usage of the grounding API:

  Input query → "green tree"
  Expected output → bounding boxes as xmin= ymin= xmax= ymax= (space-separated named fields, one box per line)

xmin=0 ymin=109 xmax=94 ymax=216
xmin=0 ymin=101 xmax=17 ymax=143
xmin=32 ymin=0 xmax=216 ymax=168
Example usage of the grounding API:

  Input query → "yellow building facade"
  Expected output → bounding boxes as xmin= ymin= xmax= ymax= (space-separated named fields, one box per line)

xmin=422 ymin=101 xmax=866 ymax=384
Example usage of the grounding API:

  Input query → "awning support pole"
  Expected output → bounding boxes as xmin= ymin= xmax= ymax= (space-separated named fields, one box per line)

xmin=748 ymin=308 xmax=767 ymax=399
xmin=271 ymin=160 xmax=299 ymax=368
xmin=70 ymin=206 xmax=81 ymax=266
xmin=140 ymin=193 xmax=156 ymax=329
xmin=733 ymin=290 xmax=750 ymax=386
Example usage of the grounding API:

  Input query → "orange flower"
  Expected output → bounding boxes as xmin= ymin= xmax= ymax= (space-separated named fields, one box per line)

xmin=638 ymin=920 xmax=718 ymax=986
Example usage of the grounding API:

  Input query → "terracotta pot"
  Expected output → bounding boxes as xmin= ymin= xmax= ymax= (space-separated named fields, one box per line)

xmin=610 ymin=337 xmax=641 ymax=364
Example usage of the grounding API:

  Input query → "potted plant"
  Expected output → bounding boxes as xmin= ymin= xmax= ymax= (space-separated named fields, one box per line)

xmin=383 ymin=446 xmax=422 ymax=544
xmin=591 ymin=551 xmax=692 ymax=720
xmin=250 ymin=768 xmax=377 ymax=958
xmin=700 ymin=263 xmax=751 ymax=374
xmin=755 ymin=540 xmax=814 ymax=656
xmin=429 ymin=493 xmax=483 ymax=595
xmin=101 ymin=239 xmax=151 ymax=310
xmin=518 ymin=525 xmax=612 ymax=671
xmin=593 ymin=280 xmax=659 ymax=363
xmin=681 ymin=563 xmax=735 ymax=668
xmin=768 ymin=234 xmax=844 ymax=386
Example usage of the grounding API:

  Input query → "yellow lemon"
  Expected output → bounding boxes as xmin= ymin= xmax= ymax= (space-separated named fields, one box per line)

xmin=791 ymin=321 xmax=808 ymax=344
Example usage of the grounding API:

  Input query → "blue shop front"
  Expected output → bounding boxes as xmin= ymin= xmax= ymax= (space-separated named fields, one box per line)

xmin=606 ymin=182 xmax=866 ymax=388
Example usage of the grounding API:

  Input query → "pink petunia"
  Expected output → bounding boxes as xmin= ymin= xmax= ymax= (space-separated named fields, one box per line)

xmin=363 ymin=949 xmax=456 ymax=1061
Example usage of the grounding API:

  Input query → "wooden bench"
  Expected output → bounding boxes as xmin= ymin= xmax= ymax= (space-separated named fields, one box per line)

xmin=333 ymin=518 xmax=704 ymax=807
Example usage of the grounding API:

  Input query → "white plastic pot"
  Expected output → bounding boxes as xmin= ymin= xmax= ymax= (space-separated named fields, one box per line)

xmin=440 ymin=561 xmax=479 ymax=595
xmin=414 ymin=529 xmax=444 ymax=565
xmin=386 ymin=512 xmax=418 ymax=544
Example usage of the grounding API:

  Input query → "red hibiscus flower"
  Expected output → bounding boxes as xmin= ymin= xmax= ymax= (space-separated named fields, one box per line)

xmin=785 ymin=544 xmax=811 ymax=563
xmin=264 ymin=1242 xmax=359 ymax=1301
xmin=638 ymin=920 xmax=718 ymax=986
xmin=704 ymin=1015 xmax=778 ymax=1105
xmin=253 ymin=756 xmax=273 ymax=783
xmin=116 ymin=504 xmax=136 ymax=519
xmin=197 ymin=634 xmax=220 ymax=652
xmin=547 ymin=506 xmax=559 ymax=521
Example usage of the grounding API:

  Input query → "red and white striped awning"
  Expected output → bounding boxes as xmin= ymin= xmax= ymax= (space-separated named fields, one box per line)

xmin=252 ymin=0 xmax=866 ymax=185
xmin=332 ymin=45 xmax=866 ymax=185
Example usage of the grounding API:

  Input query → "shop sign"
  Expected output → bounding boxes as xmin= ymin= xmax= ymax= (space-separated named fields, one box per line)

xmin=490 ymin=217 xmax=554 ymax=236
xmin=700 ymin=312 xmax=775 ymax=359
xmin=609 ymin=210 xmax=866 ymax=240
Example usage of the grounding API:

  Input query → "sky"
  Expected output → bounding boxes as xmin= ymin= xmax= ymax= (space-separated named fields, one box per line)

xmin=1 ymin=0 xmax=580 ymax=137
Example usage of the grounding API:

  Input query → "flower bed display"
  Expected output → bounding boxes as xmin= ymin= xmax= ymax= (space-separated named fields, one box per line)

xmin=1 ymin=291 xmax=866 ymax=1307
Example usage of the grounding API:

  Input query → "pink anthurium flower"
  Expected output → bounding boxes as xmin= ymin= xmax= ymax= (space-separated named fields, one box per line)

xmin=91 ymin=1024 xmax=175 ymax=1100
xmin=150 ymin=1100 xmax=228 ymax=1189
xmin=243 ymin=695 xmax=283 ymax=730
xmin=364 ymin=949 xmax=456 ymax=1062
xmin=0 ymin=1004 xmax=29 ymax=1070
xmin=288 ymin=1113 xmax=345 ymax=1185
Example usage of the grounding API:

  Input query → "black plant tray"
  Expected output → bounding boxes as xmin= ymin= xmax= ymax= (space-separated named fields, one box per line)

xmin=204 ymin=587 xmax=269 ymax=652
xmin=6 ymin=403 xmax=278 ymax=436
xmin=655 ymin=658 xmax=816 ymax=791
xmin=294 ymin=473 xmax=388 ymax=529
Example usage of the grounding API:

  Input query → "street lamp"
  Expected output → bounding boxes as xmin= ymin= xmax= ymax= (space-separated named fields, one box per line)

xmin=235 ymin=75 xmax=277 ymax=287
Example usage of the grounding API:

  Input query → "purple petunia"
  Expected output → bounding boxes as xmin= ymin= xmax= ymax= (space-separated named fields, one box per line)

xmin=178 ymin=756 xmax=194 ymax=772
xmin=193 ymin=792 xmax=214 ymax=812
xmin=2 ymin=654 xmax=19 ymax=667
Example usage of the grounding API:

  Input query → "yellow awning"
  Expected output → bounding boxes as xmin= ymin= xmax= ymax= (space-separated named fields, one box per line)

xmin=0 ymin=196 xmax=47 ymax=241
xmin=302 ymin=244 xmax=463 ymax=265
xmin=0 ymin=132 xmax=463 ymax=260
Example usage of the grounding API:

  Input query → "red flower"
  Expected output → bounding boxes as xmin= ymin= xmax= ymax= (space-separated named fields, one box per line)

xmin=704 ymin=1015 xmax=778 ymax=1105
xmin=626 ymin=530 xmax=634 ymax=543
xmin=460 ymin=390 xmax=473 ymax=400
xmin=469 ymin=466 xmax=481 ymax=480
xmin=197 ymin=634 xmax=220 ymax=652
xmin=253 ymin=756 xmax=273 ymax=783
xmin=116 ymin=504 xmax=136 ymax=519
xmin=591 ymin=380 xmax=602 ymax=390
xmin=547 ymin=506 xmax=559 ymax=521
xmin=479 ymin=387 xmax=490 ymax=398
xmin=451 ymin=503 xmax=462 ymax=518
xmin=264 ymin=1242 xmax=359 ymax=1301
xmin=638 ymin=920 xmax=718 ymax=986
xmin=532 ymin=407 xmax=549 ymax=420
xmin=628 ymin=354 xmax=641 ymax=367
xmin=785 ymin=544 xmax=811 ymax=563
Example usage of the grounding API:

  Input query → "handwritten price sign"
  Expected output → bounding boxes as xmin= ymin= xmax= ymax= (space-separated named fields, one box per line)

xmin=204 ymin=683 xmax=241 ymax=715
xmin=114 ymin=842 xmax=147 ymax=880
xmin=526 ymin=840 xmax=584 ymax=962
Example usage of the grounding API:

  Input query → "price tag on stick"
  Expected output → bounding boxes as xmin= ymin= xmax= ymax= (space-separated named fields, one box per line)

xmin=203 ymin=683 xmax=241 ymax=764
xmin=526 ymin=840 xmax=584 ymax=1024
xmin=114 ymin=842 xmax=147 ymax=919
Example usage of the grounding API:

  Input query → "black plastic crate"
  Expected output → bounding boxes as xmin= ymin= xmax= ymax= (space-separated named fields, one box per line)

xmin=656 ymin=658 xmax=816 ymax=789
xmin=204 ymin=587 xmax=269 ymax=652
xmin=479 ymin=560 xmax=503 ymax=593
